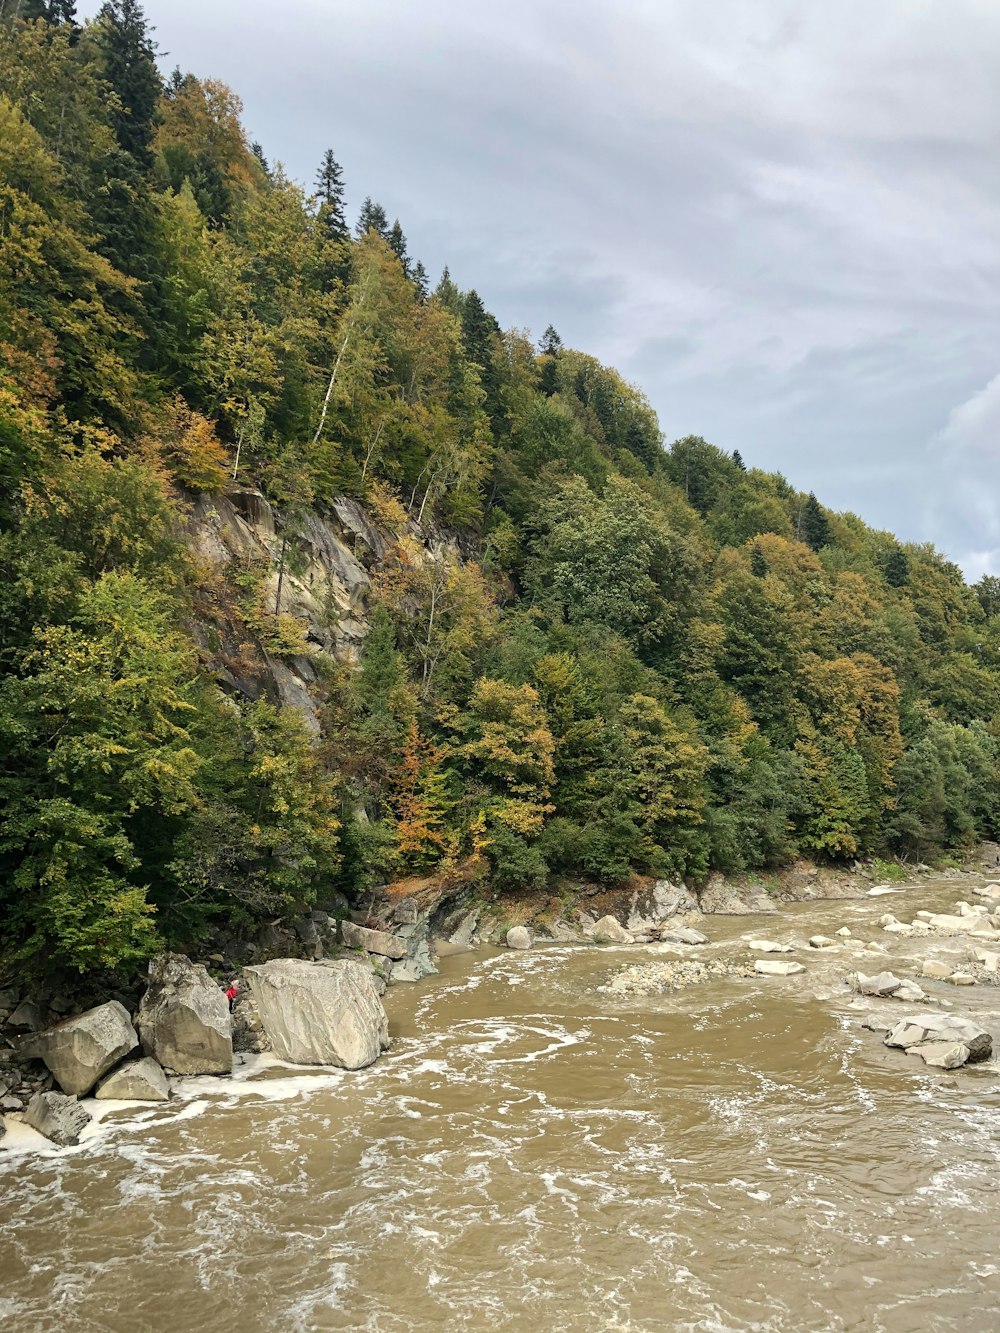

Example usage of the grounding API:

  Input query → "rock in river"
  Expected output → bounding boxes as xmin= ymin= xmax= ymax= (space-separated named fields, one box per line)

xmin=754 ymin=960 xmax=805 ymax=976
xmin=245 ymin=958 xmax=389 ymax=1070
xmin=95 ymin=1057 xmax=169 ymax=1102
xmin=138 ymin=954 xmax=232 ymax=1076
xmin=747 ymin=939 xmax=793 ymax=953
xmin=663 ymin=926 xmax=708 ymax=946
xmin=24 ymin=1091 xmax=92 ymax=1147
xmin=505 ymin=926 xmax=533 ymax=950
xmin=884 ymin=1013 xmax=991 ymax=1064
xmin=591 ymin=916 xmax=632 ymax=945
xmin=22 ymin=1001 xmax=138 ymax=1097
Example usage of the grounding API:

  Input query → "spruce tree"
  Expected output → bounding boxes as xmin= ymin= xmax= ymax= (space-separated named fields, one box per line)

xmin=733 ymin=449 xmax=746 ymax=471
xmin=883 ymin=546 xmax=909 ymax=588
xmin=387 ymin=219 xmax=409 ymax=274
xmin=750 ymin=544 xmax=769 ymax=578
xmin=411 ymin=259 xmax=429 ymax=300
xmin=435 ymin=266 xmax=461 ymax=312
xmin=96 ymin=0 xmax=160 ymax=169
xmin=801 ymin=493 xmax=831 ymax=551
xmin=461 ymin=289 xmax=505 ymax=435
xmin=539 ymin=324 xmax=562 ymax=356
xmin=315 ymin=149 xmax=348 ymax=239
xmin=355 ymin=197 xmax=388 ymax=239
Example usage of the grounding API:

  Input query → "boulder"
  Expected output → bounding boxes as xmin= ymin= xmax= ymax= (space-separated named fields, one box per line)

xmin=138 ymin=954 xmax=232 ymax=1076
xmin=973 ymin=883 xmax=1000 ymax=901
xmin=921 ymin=959 xmax=952 ymax=980
xmin=747 ymin=939 xmax=793 ymax=953
xmin=915 ymin=1042 xmax=970 ymax=1069
xmin=755 ymin=960 xmax=805 ymax=976
xmin=393 ymin=898 xmax=419 ymax=926
xmin=835 ymin=927 xmax=852 ymax=938
xmin=663 ymin=926 xmax=708 ymax=946
xmin=25 ymin=1091 xmax=91 ymax=1147
xmin=95 ymin=1057 xmax=169 ymax=1102
xmin=946 ymin=973 xmax=976 ymax=986
xmin=340 ymin=920 xmax=407 ymax=960
xmin=853 ymin=971 xmax=904 ymax=997
xmin=505 ymin=926 xmax=533 ymax=951
xmin=972 ymin=948 xmax=1000 ymax=974
xmin=591 ymin=916 xmax=632 ymax=945
xmin=22 ymin=1000 xmax=138 ymax=1097
xmin=893 ymin=982 xmax=927 ymax=1003
xmin=7 ymin=999 xmax=44 ymax=1031
xmin=245 ymin=958 xmax=389 ymax=1069
xmin=884 ymin=1013 xmax=991 ymax=1062
xmin=808 ymin=935 xmax=838 ymax=949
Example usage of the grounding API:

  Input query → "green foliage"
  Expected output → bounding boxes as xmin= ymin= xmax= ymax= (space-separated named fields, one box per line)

xmin=1 ymin=12 xmax=997 ymax=982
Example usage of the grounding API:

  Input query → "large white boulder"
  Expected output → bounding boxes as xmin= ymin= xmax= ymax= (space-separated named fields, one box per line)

xmin=25 ymin=1091 xmax=91 ymax=1146
xmin=340 ymin=920 xmax=407 ymax=960
xmin=138 ymin=954 xmax=232 ymax=1075
xmin=95 ymin=1057 xmax=169 ymax=1102
xmin=245 ymin=958 xmax=389 ymax=1069
xmin=23 ymin=1001 xmax=137 ymax=1097
xmin=755 ymin=960 xmax=805 ymax=976
xmin=591 ymin=916 xmax=632 ymax=944
xmin=505 ymin=926 xmax=533 ymax=950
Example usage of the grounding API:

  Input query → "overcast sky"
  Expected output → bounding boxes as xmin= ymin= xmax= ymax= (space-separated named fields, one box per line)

xmin=81 ymin=1 xmax=1000 ymax=577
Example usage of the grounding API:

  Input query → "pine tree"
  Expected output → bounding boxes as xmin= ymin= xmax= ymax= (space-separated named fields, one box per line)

xmin=95 ymin=0 xmax=160 ymax=168
xmin=883 ymin=546 xmax=909 ymax=588
xmin=461 ymin=289 xmax=505 ymax=435
xmin=435 ymin=266 xmax=461 ymax=312
xmin=387 ymin=218 xmax=409 ymax=274
xmin=355 ymin=197 xmax=388 ymax=239
xmin=750 ymin=543 xmax=769 ymax=577
xmin=411 ymin=259 xmax=429 ymax=300
xmin=800 ymin=492 xmax=831 ymax=551
xmin=315 ymin=148 xmax=348 ymax=239
xmin=10 ymin=0 xmax=77 ymax=22
xmin=733 ymin=449 xmax=746 ymax=471
xmin=538 ymin=324 xmax=562 ymax=356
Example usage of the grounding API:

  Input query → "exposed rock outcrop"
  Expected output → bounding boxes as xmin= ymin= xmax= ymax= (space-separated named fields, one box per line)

xmin=340 ymin=920 xmax=408 ymax=960
xmin=22 ymin=1001 xmax=138 ymax=1097
xmin=138 ymin=954 xmax=232 ymax=1076
xmin=25 ymin=1091 xmax=92 ymax=1146
xmin=245 ymin=958 xmax=389 ymax=1069
xmin=95 ymin=1057 xmax=169 ymax=1102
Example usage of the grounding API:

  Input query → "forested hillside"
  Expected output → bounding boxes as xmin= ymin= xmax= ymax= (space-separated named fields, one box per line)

xmin=2 ymin=2 xmax=999 ymax=981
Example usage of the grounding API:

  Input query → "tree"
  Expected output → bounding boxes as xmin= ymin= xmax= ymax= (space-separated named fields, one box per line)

xmin=749 ymin=543 xmax=769 ymax=578
xmin=538 ymin=324 xmax=562 ymax=356
xmin=94 ymin=0 xmax=160 ymax=168
xmin=732 ymin=449 xmax=746 ymax=470
xmin=800 ymin=492 xmax=831 ymax=551
xmin=315 ymin=148 xmax=348 ymax=238
xmin=355 ymin=196 xmax=388 ymax=239
xmin=411 ymin=259 xmax=429 ymax=300
xmin=883 ymin=545 xmax=909 ymax=588
xmin=387 ymin=218 xmax=409 ymax=274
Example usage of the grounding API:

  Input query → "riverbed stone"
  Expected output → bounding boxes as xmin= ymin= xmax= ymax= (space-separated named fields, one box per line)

xmin=921 ymin=959 xmax=952 ymax=980
xmin=835 ymin=927 xmax=852 ymax=938
xmin=591 ymin=916 xmax=632 ymax=944
xmin=746 ymin=939 xmax=792 ymax=953
xmin=505 ymin=926 xmax=533 ymax=950
xmin=95 ymin=1057 xmax=169 ymax=1102
xmin=884 ymin=1013 xmax=991 ymax=1062
xmin=24 ymin=1091 xmax=91 ymax=1146
xmin=663 ymin=926 xmax=708 ymax=946
xmin=914 ymin=1041 xmax=971 ymax=1069
xmin=138 ymin=954 xmax=232 ymax=1076
xmin=340 ymin=920 xmax=407 ymax=960
xmin=808 ymin=935 xmax=838 ymax=949
xmin=22 ymin=1001 xmax=138 ymax=1097
xmin=972 ymin=948 xmax=1000 ymax=973
xmin=245 ymin=958 xmax=389 ymax=1069
xmin=754 ymin=960 xmax=805 ymax=976
xmin=946 ymin=973 xmax=977 ymax=986
xmin=853 ymin=971 xmax=904 ymax=997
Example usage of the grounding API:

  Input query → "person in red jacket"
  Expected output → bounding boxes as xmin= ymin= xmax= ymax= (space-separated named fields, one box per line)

xmin=225 ymin=982 xmax=238 ymax=1014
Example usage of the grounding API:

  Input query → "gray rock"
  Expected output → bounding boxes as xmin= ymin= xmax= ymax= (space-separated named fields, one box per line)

xmin=835 ymin=927 xmax=852 ymax=938
xmin=921 ymin=960 xmax=952 ymax=980
xmin=663 ymin=926 xmax=708 ymax=946
xmin=754 ymin=960 xmax=806 ymax=976
xmin=808 ymin=935 xmax=838 ymax=949
xmin=893 ymin=982 xmax=927 ymax=1003
xmin=946 ymin=973 xmax=977 ymax=986
xmin=138 ymin=954 xmax=232 ymax=1075
xmin=340 ymin=920 xmax=407 ymax=960
xmin=393 ymin=898 xmax=419 ymax=926
xmin=505 ymin=926 xmax=533 ymax=950
xmin=25 ymin=1091 xmax=91 ymax=1147
xmin=448 ymin=909 xmax=480 ymax=947
xmin=22 ymin=1001 xmax=138 ymax=1097
xmin=746 ymin=939 xmax=793 ymax=953
xmin=95 ymin=1057 xmax=169 ymax=1102
xmin=914 ymin=1041 xmax=970 ymax=1069
xmin=884 ymin=1013 xmax=991 ymax=1062
xmin=591 ymin=916 xmax=632 ymax=944
xmin=246 ymin=958 xmax=389 ymax=1068
xmin=8 ymin=999 xmax=44 ymax=1031
xmin=853 ymin=971 xmax=904 ymax=997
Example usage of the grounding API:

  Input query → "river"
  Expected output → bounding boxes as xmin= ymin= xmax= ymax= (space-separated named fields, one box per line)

xmin=2 ymin=878 xmax=999 ymax=1332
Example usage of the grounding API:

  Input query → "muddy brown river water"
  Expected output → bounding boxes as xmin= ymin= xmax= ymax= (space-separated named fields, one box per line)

xmin=3 ymin=878 xmax=1000 ymax=1332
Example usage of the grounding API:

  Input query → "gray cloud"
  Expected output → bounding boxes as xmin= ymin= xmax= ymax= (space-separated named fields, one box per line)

xmin=80 ymin=0 xmax=1000 ymax=574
